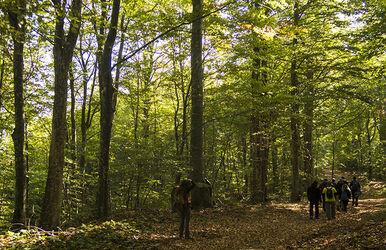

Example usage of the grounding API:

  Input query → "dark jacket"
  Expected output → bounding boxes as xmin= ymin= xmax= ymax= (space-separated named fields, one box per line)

xmin=340 ymin=185 xmax=351 ymax=201
xmin=336 ymin=180 xmax=344 ymax=195
xmin=307 ymin=182 xmax=321 ymax=203
xmin=319 ymin=181 xmax=328 ymax=195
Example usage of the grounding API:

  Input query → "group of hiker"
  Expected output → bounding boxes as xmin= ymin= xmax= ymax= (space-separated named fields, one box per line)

xmin=172 ymin=176 xmax=362 ymax=239
xmin=307 ymin=176 xmax=361 ymax=220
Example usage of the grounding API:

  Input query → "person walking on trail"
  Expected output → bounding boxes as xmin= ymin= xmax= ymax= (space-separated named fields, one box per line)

xmin=350 ymin=176 xmax=361 ymax=207
xmin=340 ymin=183 xmax=351 ymax=212
xmin=322 ymin=182 xmax=337 ymax=220
xmin=319 ymin=179 xmax=328 ymax=211
xmin=171 ymin=179 xmax=195 ymax=239
xmin=307 ymin=180 xmax=321 ymax=219
xmin=336 ymin=177 xmax=345 ymax=211
xmin=331 ymin=178 xmax=337 ymax=189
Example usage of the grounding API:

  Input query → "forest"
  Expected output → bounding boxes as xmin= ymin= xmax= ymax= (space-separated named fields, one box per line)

xmin=0 ymin=0 xmax=385 ymax=248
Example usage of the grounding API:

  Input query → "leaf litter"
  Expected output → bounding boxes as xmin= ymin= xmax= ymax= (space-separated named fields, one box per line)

xmin=0 ymin=199 xmax=384 ymax=249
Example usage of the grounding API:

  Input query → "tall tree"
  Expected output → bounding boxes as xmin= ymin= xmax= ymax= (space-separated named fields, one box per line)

xmin=41 ymin=0 xmax=82 ymax=230
xmin=303 ymin=71 xmax=314 ymax=188
xmin=249 ymin=32 xmax=258 ymax=203
xmin=7 ymin=0 xmax=27 ymax=227
xmin=190 ymin=0 xmax=211 ymax=209
xmin=250 ymin=42 xmax=270 ymax=204
xmin=96 ymin=0 xmax=121 ymax=219
xmin=77 ymin=34 xmax=98 ymax=178
xmin=290 ymin=0 xmax=301 ymax=202
xmin=171 ymin=31 xmax=191 ymax=185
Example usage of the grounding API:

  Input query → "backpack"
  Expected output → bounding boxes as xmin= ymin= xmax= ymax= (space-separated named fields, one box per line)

xmin=171 ymin=187 xmax=184 ymax=212
xmin=326 ymin=187 xmax=333 ymax=199
xmin=340 ymin=190 xmax=348 ymax=201
xmin=351 ymin=180 xmax=359 ymax=192
xmin=171 ymin=186 xmax=190 ymax=213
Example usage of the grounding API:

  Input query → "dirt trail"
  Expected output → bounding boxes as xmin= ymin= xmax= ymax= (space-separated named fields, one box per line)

xmin=1 ymin=179 xmax=383 ymax=249
xmin=141 ymin=197 xmax=385 ymax=249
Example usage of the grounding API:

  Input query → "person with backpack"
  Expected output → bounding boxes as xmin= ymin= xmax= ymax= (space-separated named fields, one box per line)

xmin=307 ymin=180 xmax=322 ymax=219
xmin=319 ymin=179 xmax=328 ymax=211
xmin=322 ymin=182 xmax=337 ymax=220
xmin=350 ymin=176 xmax=361 ymax=207
xmin=336 ymin=177 xmax=346 ymax=211
xmin=331 ymin=178 xmax=337 ymax=189
xmin=340 ymin=184 xmax=351 ymax=212
xmin=171 ymin=179 xmax=195 ymax=239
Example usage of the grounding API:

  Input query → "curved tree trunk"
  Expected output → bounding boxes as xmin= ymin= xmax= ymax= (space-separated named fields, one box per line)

xmin=96 ymin=0 xmax=121 ymax=219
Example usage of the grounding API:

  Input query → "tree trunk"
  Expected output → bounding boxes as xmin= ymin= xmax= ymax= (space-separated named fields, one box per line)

xmin=8 ymin=0 xmax=27 ymax=227
xmin=259 ymin=58 xmax=269 ymax=203
xmin=271 ymin=135 xmax=278 ymax=194
xmin=378 ymin=101 xmax=386 ymax=176
xmin=69 ymin=67 xmax=76 ymax=165
xmin=0 ymin=60 xmax=4 ymax=109
xmin=172 ymin=33 xmax=190 ymax=185
xmin=365 ymin=111 xmax=376 ymax=179
xmin=249 ymin=43 xmax=269 ymax=203
xmin=290 ymin=1 xmax=301 ymax=202
xmin=113 ymin=14 xmax=127 ymax=111
xmin=190 ymin=0 xmax=211 ymax=209
xmin=65 ymin=66 xmax=77 ymax=219
xmin=260 ymin=133 xmax=269 ymax=202
xmin=332 ymin=137 xmax=336 ymax=179
xmin=25 ymin=124 xmax=29 ymax=221
xmin=96 ymin=0 xmax=120 ymax=219
xmin=41 ymin=0 xmax=82 ymax=230
xmin=249 ymin=116 xmax=259 ymax=204
xmin=303 ymin=75 xmax=314 ymax=188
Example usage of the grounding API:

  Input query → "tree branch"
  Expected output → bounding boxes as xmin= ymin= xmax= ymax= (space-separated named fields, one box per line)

xmin=111 ymin=0 xmax=237 ymax=70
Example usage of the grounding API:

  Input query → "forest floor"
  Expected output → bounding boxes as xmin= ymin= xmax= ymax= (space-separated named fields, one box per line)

xmin=0 ymin=179 xmax=385 ymax=249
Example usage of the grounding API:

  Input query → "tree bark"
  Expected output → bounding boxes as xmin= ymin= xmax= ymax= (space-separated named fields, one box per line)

xmin=190 ymin=0 xmax=211 ymax=209
xmin=365 ymin=111 xmax=376 ymax=179
xmin=290 ymin=1 xmax=301 ymax=202
xmin=0 ymin=60 xmax=4 ymax=110
xmin=96 ymin=0 xmax=120 ymax=219
xmin=378 ymin=100 xmax=386 ymax=175
xmin=271 ymin=135 xmax=278 ymax=194
xmin=303 ymin=74 xmax=314 ymax=188
xmin=113 ymin=14 xmax=127 ymax=111
xmin=8 ymin=0 xmax=27 ymax=227
xmin=65 ymin=65 xmax=77 ymax=219
xmin=249 ymin=116 xmax=259 ymax=203
xmin=41 ymin=0 xmax=82 ymax=230
xmin=249 ymin=44 xmax=269 ymax=203
xmin=69 ymin=67 xmax=76 ymax=165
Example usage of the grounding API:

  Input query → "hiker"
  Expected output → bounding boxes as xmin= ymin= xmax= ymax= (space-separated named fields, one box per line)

xmin=350 ymin=176 xmax=361 ymax=207
xmin=307 ymin=180 xmax=321 ymax=219
xmin=340 ymin=183 xmax=351 ymax=212
xmin=322 ymin=182 xmax=337 ymax=220
xmin=171 ymin=179 xmax=195 ymax=239
xmin=331 ymin=178 xmax=337 ymax=189
xmin=319 ymin=179 xmax=328 ymax=211
xmin=336 ymin=177 xmax=345 ymax=211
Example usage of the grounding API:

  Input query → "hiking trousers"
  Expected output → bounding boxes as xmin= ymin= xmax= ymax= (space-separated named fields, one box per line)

xmin=179 ymin=206 xmax=191 ymax=238
xmin=352 ymin=194 xmax=359 ymax=206
xmin=325 ymin=202 xmax=335 ymax=220
xmin=309 ymin=201 xmax=319 ymax=218
xmin=336 ymin=196 xmax=340 ymax=211
xmin=341 ymin=200 xmax=349 ymax=212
